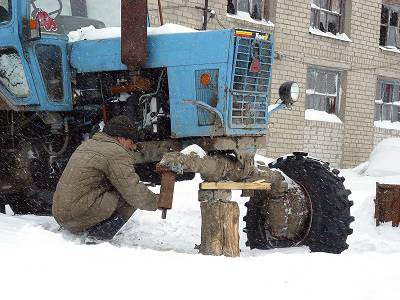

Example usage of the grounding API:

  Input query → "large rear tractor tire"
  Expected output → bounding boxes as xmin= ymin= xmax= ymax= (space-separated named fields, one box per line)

xmin=245 ymin=152 xmax=354 ymax=254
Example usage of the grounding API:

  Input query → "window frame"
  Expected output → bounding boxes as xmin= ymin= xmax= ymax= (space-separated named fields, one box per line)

xmin=306 ymin=67 xmax=342 ymax=115
xmin=35 ymin=44 xmax=64 ymax=102
xmin=375 ymin=78 xmax=400 ymax=123
xmin=380 ymin=4 xmax=400 ymax=48
xmin=310 ymin=0 xmax=345 ymax=35
xmin=227 ymin=0 xmax=268 ymax=21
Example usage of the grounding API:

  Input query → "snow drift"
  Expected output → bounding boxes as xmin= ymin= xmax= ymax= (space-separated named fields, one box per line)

xmin=365 ymin=138 xmax=400 ymax=177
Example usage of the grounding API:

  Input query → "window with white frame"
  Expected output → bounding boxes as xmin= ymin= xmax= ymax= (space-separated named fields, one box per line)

xmin=375 ymin=79 xmax=400 ymax=123
xmin=380 ymin=3 xmax=400 ymax=48
xmin=310 ymin=0 xmax=344 ymax=35
xmin=306 ymin=68 xmax=341 ymax=114
xmin=227 ymin=0 xmax=264 ymax=21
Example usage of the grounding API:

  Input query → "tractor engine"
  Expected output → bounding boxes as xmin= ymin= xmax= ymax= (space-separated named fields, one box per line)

xmin=74 ymin=68 xmax=171 ymax=142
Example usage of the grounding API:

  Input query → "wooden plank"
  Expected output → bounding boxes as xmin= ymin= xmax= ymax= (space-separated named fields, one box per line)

xmin=200 ymin=181 xmax=271 ymax=190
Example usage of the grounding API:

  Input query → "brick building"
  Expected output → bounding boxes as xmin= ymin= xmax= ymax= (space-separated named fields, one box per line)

xmin=148 ymin=0 xmax=400 ymax=167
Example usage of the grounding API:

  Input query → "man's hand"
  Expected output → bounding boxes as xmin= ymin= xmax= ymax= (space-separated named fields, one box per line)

xmin=157 ymin=153 xmax=184 ymax=174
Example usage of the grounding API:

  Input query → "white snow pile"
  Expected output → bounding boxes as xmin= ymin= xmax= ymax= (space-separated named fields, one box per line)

xmin=364 ymin=138 xmax=400 ymax=177
xmin=380 ymin=45 xmax=400 ymax=54
xmin=374 ymin=120 xmax=400 ymax=131
xmin=68 ymin=24 xmax=197 ymax=42
xmin=180 ymin=144 xmax=206 ymax=158
xmin=2 ymin=139 xmax=400 ymax=299
xmin=305 ymin=108 xmax=342 ymax=123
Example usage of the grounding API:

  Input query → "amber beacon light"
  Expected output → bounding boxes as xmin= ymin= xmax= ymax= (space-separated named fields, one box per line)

xmin=200 ymin=73 xmax=211 ymax=87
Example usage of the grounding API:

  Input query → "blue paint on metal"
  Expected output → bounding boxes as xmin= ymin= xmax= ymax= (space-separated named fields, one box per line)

xmin=195 ymin=69 xmax=219 ymax=126
xmin=71 ymin=30 xmax=273 ymax=137
xmin=183 ymin=99 xmax=224 ymax=127
xmin=70 ymin=38 xmax=127 ymax=72
xmin=28 ymin=35 xmax=73 ymax=111
xmin=1 ymin=1 xmax=279 ymax=144
xmin=168 ymin=62 xmax=229 ymax=138
xmin=0 ymin=0 xmax=40 ymax=107
xmin=0 ymin=0 xmax=71 ymax=111
xmin=70 ymin=30 xmax=232 ymax=72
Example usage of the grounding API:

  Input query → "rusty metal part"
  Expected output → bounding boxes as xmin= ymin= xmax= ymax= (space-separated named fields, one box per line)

xmin=111 ymin=76 xmax=152 ymax=94
xmin=121 ymin=0 xmax=148 ymax=68
xmin=264 ymin=183 xmax=310 ymax=240
xmin=156 ymin=165 xmax=176 ymax=219
xmin=101 ymin=104 xmax=109 ymax=124
xmin=159 ymin=152 xmax=256 ymax=182
xmin=375 ymin=183 xmax=400 ymax=227
xmin=159 ymin=152 xmax=288 ymax=197
xmin=130 ymin=136 xmax=266 ymax=165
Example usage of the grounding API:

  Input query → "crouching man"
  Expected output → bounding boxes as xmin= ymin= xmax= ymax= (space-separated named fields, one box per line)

xmin=52 ymin=116 xmax=159 ymax=243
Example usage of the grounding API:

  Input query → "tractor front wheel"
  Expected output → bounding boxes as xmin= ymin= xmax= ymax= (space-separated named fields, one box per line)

xmin=245 ymin=153 xmax=354 ymax=254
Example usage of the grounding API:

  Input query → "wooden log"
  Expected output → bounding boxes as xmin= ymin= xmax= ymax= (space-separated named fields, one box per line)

xmin=200 ymin=180 xmax=271 ymax=190
xmin=199 ymin=200 xmax=240 ymax=257
xmin=198 ymin=189 xmax=231 ymax=202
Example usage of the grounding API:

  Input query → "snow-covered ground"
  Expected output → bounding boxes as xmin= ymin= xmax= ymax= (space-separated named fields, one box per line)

xmin=1 ymin=142 xmax=400 ymax=300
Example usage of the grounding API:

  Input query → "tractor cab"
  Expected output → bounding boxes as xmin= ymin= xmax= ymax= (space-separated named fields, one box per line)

xmin=0 ymin=0 xmax=120 ymax=112
xmin=28 ymin=0 xmax=120 ymax=34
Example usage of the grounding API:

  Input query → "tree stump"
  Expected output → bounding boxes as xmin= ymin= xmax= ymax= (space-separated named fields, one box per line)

xmin=198 ymin=189 xmax=240 ymax=257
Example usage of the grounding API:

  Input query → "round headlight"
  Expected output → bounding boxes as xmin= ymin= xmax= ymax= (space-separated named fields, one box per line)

xmin=278 ymin=81 xmax=300 ymax=105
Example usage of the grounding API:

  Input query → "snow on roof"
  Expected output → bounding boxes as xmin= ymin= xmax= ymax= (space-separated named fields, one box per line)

xmin=365 ymin=138 xmax=400 ymax=177
xmin=68 ymin=24 xmax=197 ymax=43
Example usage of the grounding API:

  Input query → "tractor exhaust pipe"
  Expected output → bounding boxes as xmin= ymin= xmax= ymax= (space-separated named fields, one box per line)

xmin=121 ymin=0 xmax=148 ymax=68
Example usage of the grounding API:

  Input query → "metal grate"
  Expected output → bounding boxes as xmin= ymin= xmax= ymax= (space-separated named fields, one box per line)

xmin=231 ymin=35 xmax=273 ymax=128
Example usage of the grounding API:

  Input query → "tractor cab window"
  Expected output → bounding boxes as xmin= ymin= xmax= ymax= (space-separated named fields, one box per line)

xmin=36 ymin=44 xmax=64 ymax=101
xmin=0 ymin=0 xmax=11 ymax=24
xmin=30 ymin=0 xmax=121 ymax=34
xmin=0 ymin=48 xmax=29 ymax=98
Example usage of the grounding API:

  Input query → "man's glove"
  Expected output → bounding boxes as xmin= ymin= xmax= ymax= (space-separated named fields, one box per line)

xmin=158 ymin=153 xmax=185 ymax=174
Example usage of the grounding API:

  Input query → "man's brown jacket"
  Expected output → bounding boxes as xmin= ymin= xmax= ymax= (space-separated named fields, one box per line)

xmin=52 ymin=133 xmax=158 ymax=233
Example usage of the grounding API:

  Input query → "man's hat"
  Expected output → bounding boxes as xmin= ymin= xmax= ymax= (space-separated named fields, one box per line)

xmin=103 ymin=115 xmax=138 ymax=141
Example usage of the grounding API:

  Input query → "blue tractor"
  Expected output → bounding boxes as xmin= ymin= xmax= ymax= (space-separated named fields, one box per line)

xmin=0 ymin=0 xmax=353 ymax=253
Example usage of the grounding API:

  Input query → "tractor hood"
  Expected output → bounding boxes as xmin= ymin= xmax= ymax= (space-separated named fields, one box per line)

xmin=69 ymin=25 xmax=233 ymax=72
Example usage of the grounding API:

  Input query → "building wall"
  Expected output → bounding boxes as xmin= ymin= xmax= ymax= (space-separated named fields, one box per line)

xmin=304 ymin=121 xmax=344 ymax=167
xmin=148 ymin=0 xmax=400 ymax=167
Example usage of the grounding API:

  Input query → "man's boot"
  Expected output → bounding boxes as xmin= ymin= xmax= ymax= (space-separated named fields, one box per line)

xmin=85 ymin=212 xmax=127 ymax=244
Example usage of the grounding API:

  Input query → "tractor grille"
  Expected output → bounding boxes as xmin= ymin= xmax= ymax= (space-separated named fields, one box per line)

xmin=231 ymin=34 xmax=273 ymax=128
